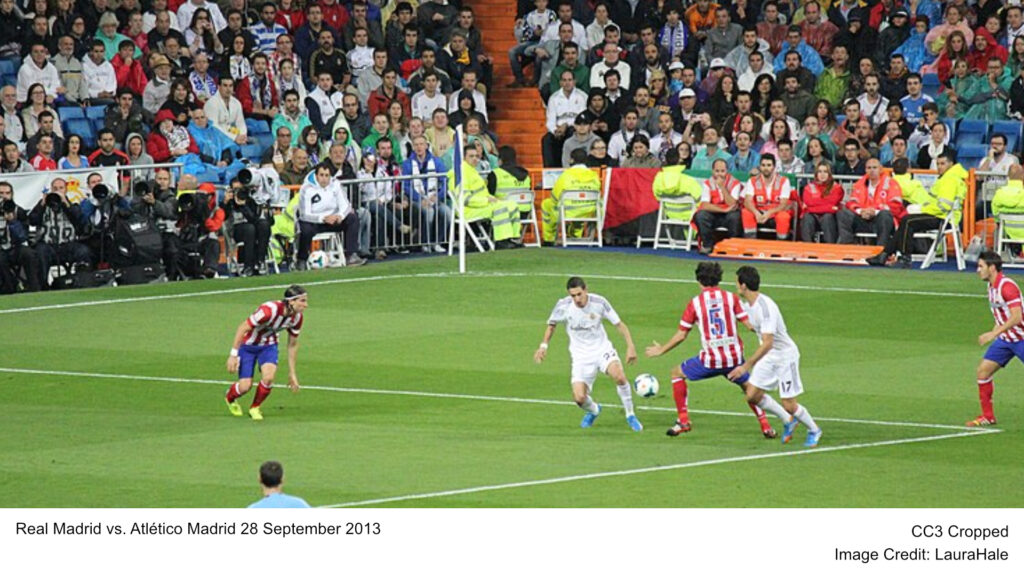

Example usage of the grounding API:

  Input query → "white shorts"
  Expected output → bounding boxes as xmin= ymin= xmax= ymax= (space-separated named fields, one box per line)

xmin=570 ymin=344 xmax=620 ymax=389
xmin=749 ymin=355 xmax=804 ymax=399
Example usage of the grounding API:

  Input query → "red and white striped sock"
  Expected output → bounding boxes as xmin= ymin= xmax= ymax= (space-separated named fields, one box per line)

xmin=225 ymin=382 xmax=245 ymax=403
xmin=978 ymin=378 xmax=995 ymax=421
xmin=251 ymin=381 xmax=273 ymax=408
xmin=748 ymin=401 xmax=772 ymax=432
xmin=672 ymin=377 xmax=689 ymax=424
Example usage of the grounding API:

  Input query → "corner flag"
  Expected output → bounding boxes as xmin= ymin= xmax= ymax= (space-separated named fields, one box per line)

xmin=451 ymin=125 xmax=467 ymax=273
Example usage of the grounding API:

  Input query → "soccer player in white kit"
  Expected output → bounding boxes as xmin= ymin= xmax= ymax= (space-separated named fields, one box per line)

xmin=727 ymin=266 xmax=823 ymax=447
xmin=534 ymin=277 xmax=643 ymax=431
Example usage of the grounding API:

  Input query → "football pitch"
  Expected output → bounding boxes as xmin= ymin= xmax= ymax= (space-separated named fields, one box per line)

xmin=1 ymin=250 xmax=1020 ymax=508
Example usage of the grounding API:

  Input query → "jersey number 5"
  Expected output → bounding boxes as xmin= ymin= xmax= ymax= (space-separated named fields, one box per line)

xmin=708 ymin=305 xmax=726 ymax=337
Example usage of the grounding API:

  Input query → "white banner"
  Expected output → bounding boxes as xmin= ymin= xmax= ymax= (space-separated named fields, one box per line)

xmin=2 ymin=167 xmax=121 ymax=211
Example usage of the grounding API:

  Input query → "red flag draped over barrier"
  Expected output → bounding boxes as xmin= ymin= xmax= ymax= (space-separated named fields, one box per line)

xmin=603 ymin=168 xmax=661 ymax=230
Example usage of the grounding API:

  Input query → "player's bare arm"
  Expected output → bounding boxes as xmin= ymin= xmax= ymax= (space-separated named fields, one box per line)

xmin=980 ymin=306 xmax=1023 ymax=346
xmin=287 ymin=333 xmax=301 ymax=392
xmin=614 ymin=321 xmax=637 ymax=364
xmin=646 ymin=328 xmax=689 ymax=358
xmin=534 ymin=324 xmax=556 ymax=363
xmin=227 ymin=320 xmax=250 ymax=373
xmin=728 ymin=332 xmax=774 ymax=381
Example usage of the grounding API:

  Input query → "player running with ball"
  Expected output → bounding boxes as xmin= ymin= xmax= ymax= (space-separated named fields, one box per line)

xmin=728 ymin=266 xmax=823 ymax=447
xmin=535 ymin=277 xmax=643 ymax=431
xmin=224 ymin=285 xmax=308 ymax=420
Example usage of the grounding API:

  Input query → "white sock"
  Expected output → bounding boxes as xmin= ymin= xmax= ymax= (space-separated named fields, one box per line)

xmin=616 ymin=383 xmax=635 ymax=418
xmin=757 ymin=394 xmax=791 ymax=422
xmin=578 ymin=395 xmax=599 ymax=415
xmin=793 ymin=405 xmax=820 ymax=433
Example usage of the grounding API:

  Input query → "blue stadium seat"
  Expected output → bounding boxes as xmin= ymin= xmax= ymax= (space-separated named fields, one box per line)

xmin=957 ymin=119 xmax=989 ymax=138
xmin=956 ymin=132 xmax=987 ymax=147
xmin=992 ymin=120 xmax=1022 ymax=152
xmin=66 ymin=118 xmax=96 ymax=148
xmin=0 ymin=58 xmax=16 ymax=76
xmin=922 ymin=73 xmax=941 ymax=89
xmin=958 ymin=143 xmax=989 ymax=159
xmin=91 ymin=118 xmax=105 ymax=135
xmin=85 ymin=105 xmax=106 ymax=121
xmin=253 ymin=133 xmax=273 ymax=152
xmin=943 ymin=118 xmax=957 ymax=142
xmin=58 ymin=107 xmax=86 ymax=122
xmin=0 ymin=74 xmax=15 ymax=87
xmin=240 ymin=144 xmax=262 ymax=162
xmin=246 ymin=118 xmax=271 ymax=135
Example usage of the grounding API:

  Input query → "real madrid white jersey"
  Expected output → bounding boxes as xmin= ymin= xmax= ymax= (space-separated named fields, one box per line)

xmin=743 ymin=293 xmax=799 ymax=360
xmin=547 ymin=293 xmax=621 ymax=358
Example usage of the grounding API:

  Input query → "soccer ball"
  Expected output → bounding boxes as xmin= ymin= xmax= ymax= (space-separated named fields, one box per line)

xmin=307 ymin=250 xmax=329 ymax=269
xmin=634 ymin=373 xmax=659 ymax=398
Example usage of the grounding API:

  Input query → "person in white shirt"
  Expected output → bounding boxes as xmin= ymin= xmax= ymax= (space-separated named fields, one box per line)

xmin=737 ymin=51 xmax=774 ymax=92
xmin=534 ymin=276 xmax=642 ymax=432
xmin=728 ymin=266 xmax=823 ymax=448
xmin=296 ymin=163 xmax=365 ymax=269
xmin=81 ymin=40 xmax=117 ymax=102
xmin=979 ymin=134 xmax=1021 ymax=174
xmin=178 ymin=0 xmax=227 ymax=33
xmin=16 ymin=42 xmax=62 ymax=103
xmin=204 ymin=76 xmax=247 ymax=145
xmin=540 ymin=2 xmax=588 ymax=50
xmin=589 ymin=43 xmax=631 ymax=91
xmin=144 ymin=0 xmax=182 ymax=33
xmin=649 ymin=112 xmax=683 ymax=164
xmin=346 ymin=27 xmax=374 ymax=83
xmin=411 ymin=71 xmax=447 ymax=121
xmin=855 ymin=73 xmax=890 ymax=129
xmin=607 ymin=107 xmax=648 ymax=161
xmin=543 ymin=69 xmax=587 ymax=166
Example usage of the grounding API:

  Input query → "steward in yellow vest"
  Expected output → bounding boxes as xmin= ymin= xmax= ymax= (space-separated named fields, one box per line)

xmin=993 ymin=165 xmax=1024 ymax=240
xmin=446 ymin=147 xmax=521 ymax=244
xmin=891 ymin=154 xmax=967 ymax=267
xmin=541 ymin=148 xmax=601 ymax=243
xmin=488 ymin=146 xmax=534 ymax=217
xmin=652 ymin=149 xmax=702 ymax=225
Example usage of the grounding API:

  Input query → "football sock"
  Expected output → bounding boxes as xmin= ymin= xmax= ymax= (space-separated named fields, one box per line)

xmin=792 ymin=404 xmax=819 ymax=433
xmin=748 ymin=402 xmax=772 ymax=431
xmin=977 ymin=378 xmax=995 ymax=421
xmin=671 ymin=377 xmax=689 ymax=423
xmin=578 ymin=395 xmax=599 ymax=415
xmin=616 ymin=383 xmax=635 ymax=418
xmin=757 ymin=394 xmax=791 ymax=423
xmin=225 ymin=382 xmax=245 ymax=403
xmin=251 ymin=381 xmax=273 ymax=408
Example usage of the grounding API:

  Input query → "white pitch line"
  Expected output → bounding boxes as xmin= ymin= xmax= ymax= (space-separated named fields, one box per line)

xmin=321 ymin=429 xmax=1000 ymax=508
xmin=0 ymin=270 xmax=984 ymax=316
xmin=0 ymin=367 xmax=989 ymax=432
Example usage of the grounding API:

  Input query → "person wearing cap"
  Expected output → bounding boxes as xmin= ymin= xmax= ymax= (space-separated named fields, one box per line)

xmin=876 ymin=10 xmax=911 ymax=67
xmin=814 ymin=44 xmax=850 ymax=111
xmin=773 ymin=26 xmax=824 ymax=76
xmin=561 ymin=111 xmax=601 ymax=168
xmin=591 ymin=42 xmax=631 ymax=91
xmin=724 ymin=26 xmax=772 ymax=77
xmin=704 ymin=7 xmax=743 ymax=61
xmin=700 ymin=57 xmax=731 ymax=97
xmin=143 ymin=53 xmax=175 ymax=116
xmin=542 ymin=148 xmax=600 ymax=245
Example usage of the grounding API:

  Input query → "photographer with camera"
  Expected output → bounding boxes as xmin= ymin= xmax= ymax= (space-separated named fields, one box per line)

xmin=130 ymin=172 xmax=179 ymax=278
xmin=80 ymin=178 xmax=132 ymax=267
xmin=297 ymin=163 xmax=365 ymax=269
xmin=29 ymin=177 xmax=91 ymax=283
xmin=170 ymin=176 xmax=224 ymax=279
xmin=0 ymin=182 xmax=42 ymax=293
xmin=223 ymin=177 xmax=273 ymax=277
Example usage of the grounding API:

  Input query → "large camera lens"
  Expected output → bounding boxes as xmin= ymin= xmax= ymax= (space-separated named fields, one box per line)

xmin=238 ymin=169 xmax=253 ymax=186
xmin=92 ymin=183 xmax=111 ymax=200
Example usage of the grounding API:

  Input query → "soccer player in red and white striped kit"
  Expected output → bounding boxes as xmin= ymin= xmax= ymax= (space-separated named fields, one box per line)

xmin=646 ymin=262 xmax=780 ymax=438
xmin=225 ymin=285 xmax=308 ymax=420
xmin=972 ymin=251 xmax=1023 ymax=427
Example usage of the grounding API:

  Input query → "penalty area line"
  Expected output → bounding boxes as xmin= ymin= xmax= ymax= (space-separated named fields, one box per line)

xmin=0 ymin=367 xmax=990 ymax=433
xmin=321 ymin=429 xmax=1000 ymax=508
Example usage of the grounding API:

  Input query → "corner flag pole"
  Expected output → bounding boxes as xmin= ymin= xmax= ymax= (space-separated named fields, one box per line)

xmin=454 ymin=125 xmax=467 ymax=274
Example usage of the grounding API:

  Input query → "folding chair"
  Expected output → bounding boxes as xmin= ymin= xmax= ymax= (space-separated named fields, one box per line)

xmin=637 ymin=195 xmax=696 ymax=250
xmin=447 ymin=203 xmax=494 ymax=254
xmin=915 ymin=197 xmax=965 ymax=270
xmin=311 ymin=232 xmax=346 ymax=267
xmin=499 ymin=187 xmax=540 ymax=247
xmin=559 ymin=189 xmax=603 ymax=247
xmin=996 ymin=214 xmax=1024 ymax=268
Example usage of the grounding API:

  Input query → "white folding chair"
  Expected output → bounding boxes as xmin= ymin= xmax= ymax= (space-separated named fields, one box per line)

xmin=311 ymin=232 xmax=346 ymax=267
xmin=559 ymin=189 xmax=603 ymax=247
xmin=448 ymin=203 xmax=495 ymax=254
xmin=996 ymin=214 xmax=1024 ymax=268
xmin=500 ymin=187 xmax=540 ymax=247
xmin=636 ymin=196 xmax=696 ymax=250
xmin=915 ymin=198 xmax=965 ymax=270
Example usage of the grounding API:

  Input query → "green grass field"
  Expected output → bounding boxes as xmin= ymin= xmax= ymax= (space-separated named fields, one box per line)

xmin=1 ymin=250 xmax=1021 ymax=508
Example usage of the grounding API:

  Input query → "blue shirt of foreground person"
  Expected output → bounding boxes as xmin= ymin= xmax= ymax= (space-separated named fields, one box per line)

xmin=248 ymin=460 xmax=310 ymax=508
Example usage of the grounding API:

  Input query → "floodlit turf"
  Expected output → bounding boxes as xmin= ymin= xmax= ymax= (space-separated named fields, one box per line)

xmin=0 ymin=250 xmax=1020 ymax=508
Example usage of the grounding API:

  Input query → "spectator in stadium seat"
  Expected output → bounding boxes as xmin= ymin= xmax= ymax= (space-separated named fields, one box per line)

xmin=543 ymin=69 xmax=587 ymax=167
xmin=833 ymin=138 xmax=866 ymax=177
xmin=29 ymin=134 xmax=57 ymax=171
xmin=272 ymin=90 xmax=311 ymax=148
xmin=684 ymin=0 xmax=718 ymax=42
xmin=343 ymin=1 xmax=383 ymax=51
xmin=840 ymin=157 xmax=903 ymax=259
xmin=302 ymin=72 xmax=340 ymax=136
xmin=412 ymin=72 xmax=447 ymax=122
xmin=147 ymin=109 xmax=210 ymax=176
xmin=447 ymin=7 xmax=492 ymax=84
xmin=881 ymin=54 xmax=911 ymax=103
xmin=965 ymin=57 xmax=1014 ymax=122
xmin=205 ymin=76 xmax=248 ymax=146
xmin=58 ymin=134 xmax=89 ymax=170
xmin=0 ymin=141 xmax=32 ymax=173
xmin=274 ymin=58 xmax=306 ymax=109
xmin=814 ymin=45 xmax=851 ymax=112
xmin=704 ymin=7 xmax=742 ymax=61
xmin=333 ymin=92 xmax=370 ymax=146
xmin=876 ymin=10 xmax=911 ymax=67
xmin=695 ymin=158 xmax=743 ymax=253
xmin=189 ymin=108 xmax=246 ymax=183
xmin=656 ymin=3 xmax=691 ymax=63
xmin=590 ymin=43 xmax=631 ymax=91
xmin=25 ymin=111 xmax=64 ymax=160
xmin=122 ymin=10 xmax=148 ymax=55
xmin=293 ymin=5 xmax=335 ymax=64
xmin=237 ymin=53 xmax=280 ymax=129
xmin=798 ymin=2 xmax=838 ymax=61
xmin=602 ymin=69 xmax=630 ymax=118
xmin=178 ymin=0 xmax=227 ymax=34
xmin=835 ymin=13 xmax=877 ymax=69
xmin=542 ymin=1 xmax=588 ymax=50
xmin=916 ymin=121 xmax=956 ymax=170
xmin=147 ymin=8 xmax=187 ymax=52
xmin=103 ymin=88 xmax=144 ymax=148
xmin=309 ymin=27 xmax=351 ymax=88
xmin=408 ymin=47 xmax=453 ymax=95
xmin=534 ymin=21 xmax=574 ymax=92
xmin=249 ymin=1 xmax=287 ymax=54
xmin=142 ymin=54 xmax=175 ymax=117
xmin=16 ymin=42 xmax=61 ymax=104
xmin=125 ymin=132 xmax=155 ymax=186
xmin=187 ymin=52 xmax=218 ymax=105
xmin=368 ymin=69 xmax=411 ymax=120
xmin=777 ymin=75 xmax=815 ymax=125
xmin=1 ymin=87 xmax=23 ymax=145
xmin=361 ymin=112 xmax=403 ymax=163
xmin=391 ymin=25 xmax=426 ymax=82
xmin=355 ymin=47 xmax=388 ymax=103
xmin=899 ymin=73 xmax=934 ymax=123
xmin=776 ymin=138 xmax=804 ymax=173
xmin=607 ymin=107 xmax=647 ymax=161
xmin=925 ymin=4 xmax=974 ymax=57
xmin=584 ymin=2 xmax=611 ymax=55
xmin=690 ymin=126 xmax=730 ymax=170
xmin=319 ymin=0 xmax=351 ymax=35
xmin=448 ymin=70 xmax=488 ymax=122
xmin=419 ymin=0 xmax=459 ymax=46
xmin=828 ymin=0 xmax=866 ymax=29
xmin=159 ymin=78 xmax=199 ymax=127
xmin=52 ymin=36 xmax=89 ymax=107
xmin=440 ymin=30 xmax=487 ymax=96
xmin=979 ymin=134 xmax=1021 ymax=174
xmin=385 ymin=3 xmax=419 ymax=52
xmin=773 ymin=26 xmax=824 ymax=76
xmin=724 ymin=27 xmax=771 ymax=78
xmin=800 ymin=161 xmax=842 ymax=243
xmin=111 ymin=40 xmax=148 ymax=98
xmin=278 ymin=147 xmax=310 ymax=187
xmin=752 ymin=2 xmax=785 ymax=54
xmin=259 ymin=126 xmax=294 ymax=172
xmin=402 ymin=134 xmax=450 ymax=251
xmin=20 ymin=84 xmax=62 ymax=142
xmin=776 ymin=52 xmax=817 ymax=96
xmin=728 ymin=131 xmax=760 ymax=174
xmin=0 ymin=0 xmax=26 ymax=59
xmin=561 ymin=111 xmax=601 ymax=168
xmin=620 ymin=134 xmax=661 ymax=168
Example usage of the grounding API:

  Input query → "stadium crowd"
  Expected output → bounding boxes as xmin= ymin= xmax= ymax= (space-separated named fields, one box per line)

xmin=3 ymin=0 xmax=1024 ymax=294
